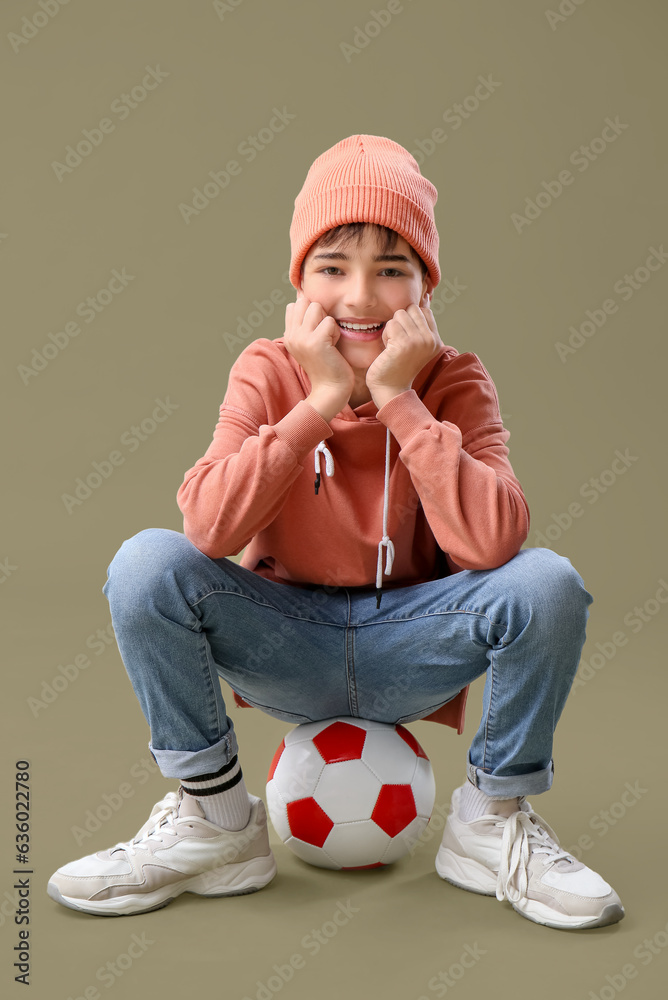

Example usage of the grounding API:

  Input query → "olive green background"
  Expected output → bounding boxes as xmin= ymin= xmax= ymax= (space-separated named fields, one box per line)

xmin=2 ymin=0 xmax=666 ymax=997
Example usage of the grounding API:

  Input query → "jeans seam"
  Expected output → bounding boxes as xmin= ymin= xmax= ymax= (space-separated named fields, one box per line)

xmin=231 ymin=692 xmax=314 ymax=723
xmin=203 ymin=636 xmax=224 ymax=740
xmin=345 ymin=590 xmax=359 ymax=717
xmin=354 ymin=609 xmax=507 ymax=630
xmin=482 ymin=649 xmax=495 ymax=772
xmin=346 ymin=627 xmax=357 ymax=716
xmin=190 ymin=588 xmax=344 ymax=627
xmin=223 ymin=732 xmax=236 ymax=763
xmin=396 ymin=694 xmax=461 ymax=725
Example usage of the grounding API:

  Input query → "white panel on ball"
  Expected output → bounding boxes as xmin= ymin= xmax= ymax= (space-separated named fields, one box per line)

xmin=361 ymin=730 xmax=419 ymax=784
xmin=413 ymin=756 xmax=437 ymax=817
xmin=286 ymin=837 xmax=340 ymax=870
xmin=325 ymin=820 xmax=391 ymax=868
xmin=315 ymin=760 xmax=381 ymax=823
xmin=381 ymin=814 xmax=429 ymax=864
xmin=272 ymin=742 xmax=324 ymax=800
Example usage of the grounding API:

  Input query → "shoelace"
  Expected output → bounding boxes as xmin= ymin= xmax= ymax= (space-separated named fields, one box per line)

xmin=496 ymin=805 xmax=576 ymax=903
xmin=108 ymin=790 xmax=185 ymax=857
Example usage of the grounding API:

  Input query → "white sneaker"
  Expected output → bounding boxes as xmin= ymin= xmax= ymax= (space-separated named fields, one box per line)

xmin=435 ymin=785 xmax=624 ymax=930
xmin=47 ymin=786 xmax=277 ymax=916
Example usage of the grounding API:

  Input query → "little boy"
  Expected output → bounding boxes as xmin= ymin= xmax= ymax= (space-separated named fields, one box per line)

xmin=48 ymin=134 xmax=623 ymax=930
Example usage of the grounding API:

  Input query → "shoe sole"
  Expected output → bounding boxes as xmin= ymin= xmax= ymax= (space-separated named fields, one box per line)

xmin=47 ymin=853 xmax=277 ymax=917
xmin=508 ymin=898 xmax=625 ymax=930
xmin=435 ymin=847 xmax=497 ymax=896
xmin=435 ymin=847 xmax=625 ymax=930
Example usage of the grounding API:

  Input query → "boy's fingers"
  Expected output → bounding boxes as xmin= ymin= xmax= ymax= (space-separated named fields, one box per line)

xmin=420 ymin=301 xmax=439 ymax=337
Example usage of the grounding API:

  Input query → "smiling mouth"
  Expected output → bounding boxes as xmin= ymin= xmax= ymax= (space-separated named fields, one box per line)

xmin=336 ymin=321 xmax=386 ymax=341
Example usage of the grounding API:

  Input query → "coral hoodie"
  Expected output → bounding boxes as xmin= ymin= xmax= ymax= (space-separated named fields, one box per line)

xmin=176 ymin=336 xmax=530 ymax=733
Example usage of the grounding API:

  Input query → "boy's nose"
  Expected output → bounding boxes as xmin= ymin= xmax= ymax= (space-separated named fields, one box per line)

xmin=343 ymin=280 xmax=378 ymax=307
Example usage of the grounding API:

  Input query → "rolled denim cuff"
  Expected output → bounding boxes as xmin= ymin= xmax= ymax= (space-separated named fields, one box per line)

xmin=466 ymin=756 xmax=554 ymax=798
xmin=149 ymin=725 xmax=239 ymax=779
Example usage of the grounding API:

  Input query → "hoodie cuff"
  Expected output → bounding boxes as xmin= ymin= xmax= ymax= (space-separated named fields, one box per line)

xmin=272 ymin=399 xmax=334 ymax=462
xmin=376 ymin=389 xmax=462 ymax=449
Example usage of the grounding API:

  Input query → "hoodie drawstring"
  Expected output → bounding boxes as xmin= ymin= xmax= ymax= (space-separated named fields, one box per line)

xmin=314 ymin=430 xmax=394 ymax=609
xmin=375 ymin=427 xmax=395 ymax=608
xmin=314 ymin=441 xmax=334 ymax=494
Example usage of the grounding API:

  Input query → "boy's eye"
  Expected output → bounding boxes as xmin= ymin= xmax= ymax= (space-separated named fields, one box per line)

xmin=320 ymin=267 xmax=404 ymax=277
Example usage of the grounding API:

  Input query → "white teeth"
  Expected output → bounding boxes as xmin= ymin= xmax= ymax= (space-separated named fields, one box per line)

xmin=338 ymin=321 xmax=383 ymax=331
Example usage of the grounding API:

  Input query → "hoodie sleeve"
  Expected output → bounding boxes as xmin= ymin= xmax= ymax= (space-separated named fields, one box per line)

xmin=375 ymin=351 xmax=530 ymax=571
xmin=176 ymin=340 xmax=333 ymax=559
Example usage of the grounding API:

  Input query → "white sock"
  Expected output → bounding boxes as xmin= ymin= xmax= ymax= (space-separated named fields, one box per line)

xmin=458 ymin=779 xmax=521 ymax=821
xmin=180 ymin=755 xmax=251 ymax=831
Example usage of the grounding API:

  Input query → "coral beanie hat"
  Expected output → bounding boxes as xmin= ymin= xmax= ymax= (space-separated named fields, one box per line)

xmin=288 ymin=134 xmax=440 ymax=291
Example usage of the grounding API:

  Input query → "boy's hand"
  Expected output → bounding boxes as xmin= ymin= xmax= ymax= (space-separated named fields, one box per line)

xmin=365 ymin=300 xmax=442 ymax=407
xmin=284 ymin=290 xmax=355 ymax=405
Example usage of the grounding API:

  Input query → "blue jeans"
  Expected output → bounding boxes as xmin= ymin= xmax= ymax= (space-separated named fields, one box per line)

xmin=102 ymin=528 xmax=593 ymax=799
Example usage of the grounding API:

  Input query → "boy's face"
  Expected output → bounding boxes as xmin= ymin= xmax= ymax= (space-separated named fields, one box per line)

xmin=299 ymin=227 xmax=433 ymax=377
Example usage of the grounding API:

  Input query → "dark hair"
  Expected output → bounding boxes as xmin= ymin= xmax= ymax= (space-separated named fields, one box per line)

xmin=301 ymin=222 xmax=428 ymax=279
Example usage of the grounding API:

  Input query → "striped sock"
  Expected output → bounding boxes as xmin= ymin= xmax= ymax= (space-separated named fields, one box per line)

xmin=180 ymin=755 xmax=251 ymax=831
xmin=459 ymin=780 xmax=520 ymax=821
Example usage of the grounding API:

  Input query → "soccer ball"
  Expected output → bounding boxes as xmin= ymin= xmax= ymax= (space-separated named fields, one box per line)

xmin=265 ymin=717 xmax=436 ymax=870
